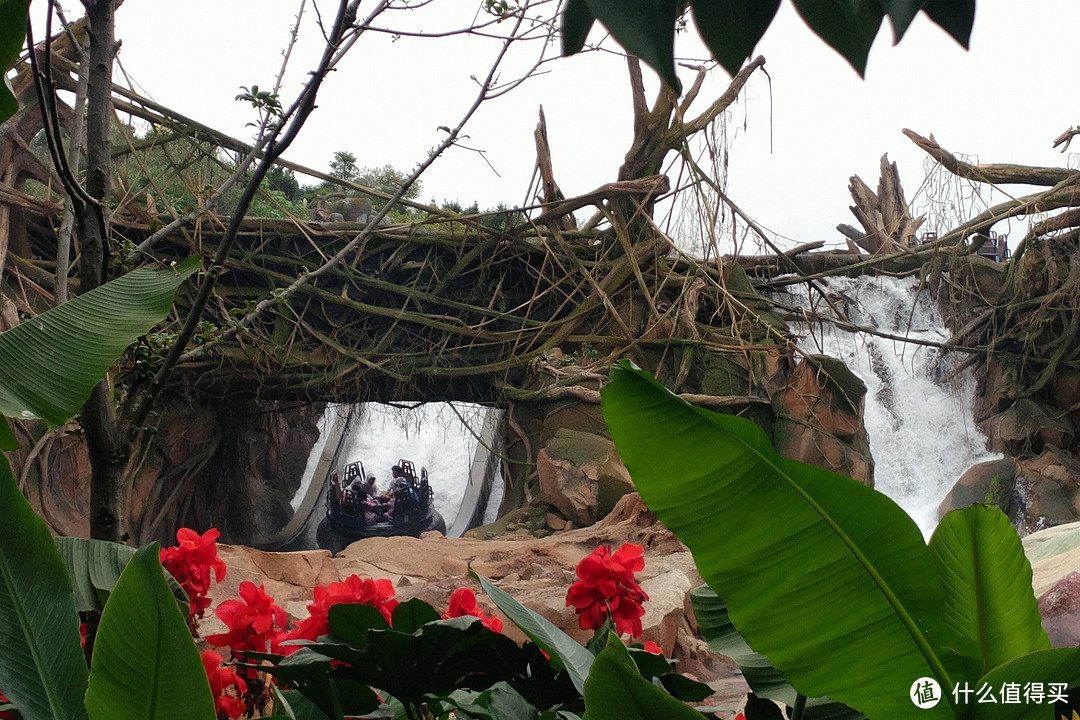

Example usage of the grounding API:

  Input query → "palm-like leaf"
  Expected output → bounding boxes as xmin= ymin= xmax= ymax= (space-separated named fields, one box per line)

xmin=600 ymin=362 xmax=968 ymax=720
xmin=928 ymin=505 xmax=1050 ymax=676
xmin=0 ymin=257 xmax=199 ymax=429
xmin=0 ymin=454 xmax=89 ymax=720
xmin=84 ymin=543 xmax=215 ymax=720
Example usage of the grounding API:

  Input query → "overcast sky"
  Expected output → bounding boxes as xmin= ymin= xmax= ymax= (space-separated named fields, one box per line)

xmin=97 ymin=1 xmax=1080 ymax=252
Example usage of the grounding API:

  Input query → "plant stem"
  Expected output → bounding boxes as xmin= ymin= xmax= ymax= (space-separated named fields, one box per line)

xmin=791 ymin=693 xmax=807 ymax=720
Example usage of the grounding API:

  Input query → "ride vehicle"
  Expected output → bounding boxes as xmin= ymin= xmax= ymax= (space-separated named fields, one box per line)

xmin=316 ymin=458 xmax=446 ymax=553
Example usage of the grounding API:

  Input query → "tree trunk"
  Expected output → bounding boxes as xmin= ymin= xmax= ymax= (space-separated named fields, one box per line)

xmin=78 ymin=0 xmax=125 ymax=542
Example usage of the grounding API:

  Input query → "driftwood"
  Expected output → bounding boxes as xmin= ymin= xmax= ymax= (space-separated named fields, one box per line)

xmin=837 ymin=154 xmax=924 ymax=254
xmin=906 ymin=129 xmax=1076 ymax=186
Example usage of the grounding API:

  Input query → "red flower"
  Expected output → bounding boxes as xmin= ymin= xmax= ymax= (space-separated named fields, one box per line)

xmin=0 ymin=690 xmax=17 ymax=720
xmin=565 ymin=543 xmax=649 ymax=638
xmin=201 ymin=650 xmax=248 ymax=720
xmin=160 ymin=528 xmax=227 ymax=621
xmin=641 ymin=640 xmax=663 ymax=655
xmin=277 ymin=575 xmax=398 ymax=654
xmin=206 ymin=581 xmax=287 ymax=677
xmin=444 ymin=587 xmax=504 ymax=633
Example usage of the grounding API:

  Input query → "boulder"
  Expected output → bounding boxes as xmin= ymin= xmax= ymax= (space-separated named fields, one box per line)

xmin=978 ymin=398 xmax=1074 ymax=456
xmin=1011 ymin=448 xmax=1080 ymax=535
xmin=537 ymin=428 xmax=635 ymax=526
xmin=1023 ymin=521 xmax=1080 ymax=647
xmin=772 ymin=355 xmax=875 ymax=486
xmin=938 ymin=458 xmax=1017 ymax=519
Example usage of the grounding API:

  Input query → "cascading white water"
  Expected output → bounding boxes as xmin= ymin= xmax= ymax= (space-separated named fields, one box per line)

xmin=288 ymin=401 xmax=503 ymax=531
xmin=784 ymin=275 xmax=999 ymax=536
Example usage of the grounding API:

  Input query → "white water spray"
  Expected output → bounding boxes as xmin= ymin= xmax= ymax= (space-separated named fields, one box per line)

xmin=785 ymin=275 xmax=999 ymax=536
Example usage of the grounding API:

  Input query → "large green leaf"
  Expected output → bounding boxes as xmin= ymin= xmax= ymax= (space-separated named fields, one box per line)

xmin=84 ymin=543 xmax=215 ymax=720
xmin=789 ymin=0 xmax=885 ymax=76
xmin=53 ymin=537 xmax=188 ymax=615
xmin=600 ymin=362 xmax=966 ymax=720
xmin=691 ymin=585 xmax=862 ymax=720
xmin=928 ymin=505 xmax=1050 ymax=676
xmin=473 ymin=571 xmax=595 ymax=695
xmin=690 ymin=0 xmax=780 ymax=76
xmin=579 ymin=0 xmax=682 ymax=91
xmin=0 ymin=257 xmax=199 ymax=429
xmin=968 ymin=647 xmax=1080 ymax=720
xmin=921 ymin=0 xmax=974 ymax=48
xmin=560 ymin=0 xmax=595 ymax=56
xmin=582 ymin=633 xmax=703 ymax=720
xmin=0 ymin=454 xmax=90 ymax=720
xmin=0 ymin=0 xmax=30 ymax=123
xmin=877 ymin=0 xmax=925 ymax=42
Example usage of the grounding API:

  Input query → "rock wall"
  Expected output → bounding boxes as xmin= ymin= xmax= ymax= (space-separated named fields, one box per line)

xmin=499 ymin=321 xmax=875 ymax=529
xmin=936 ymin=238 xmax=1080 ymax=530
xmin=9 ymin=396 xmax=322 ymax=544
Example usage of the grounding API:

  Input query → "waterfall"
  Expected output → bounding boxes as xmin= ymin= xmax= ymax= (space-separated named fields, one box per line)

xmin=287 ymin=401 xmax=503 ymax=535
xmin=784 ymin=275 xmax=999 ymax=536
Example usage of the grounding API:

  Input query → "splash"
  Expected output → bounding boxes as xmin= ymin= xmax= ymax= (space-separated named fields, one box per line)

xmin=785 ymin=275 xmax=998 ymax=536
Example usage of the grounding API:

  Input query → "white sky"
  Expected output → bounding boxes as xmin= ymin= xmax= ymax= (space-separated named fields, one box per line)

xmin=88 ymin=2 xmax=1080 ymax=250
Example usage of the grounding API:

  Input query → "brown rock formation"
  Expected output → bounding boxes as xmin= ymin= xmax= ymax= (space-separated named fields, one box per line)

xmin=772 ymin=355 xmax=875 ymax=486
xmin=537 ymin=428 xmax=635 ymax=526
xmin=937 ymin=457 xmax=1018 ymax=519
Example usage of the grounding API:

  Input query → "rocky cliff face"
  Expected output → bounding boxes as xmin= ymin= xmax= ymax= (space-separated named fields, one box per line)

xmin=936 ymin=239 xmax=1080 ymax=530
xmin=9 ymin=397 xmax=322 ymax=544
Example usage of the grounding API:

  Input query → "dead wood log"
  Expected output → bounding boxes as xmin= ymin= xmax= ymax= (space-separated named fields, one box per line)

xmin=840 ymin=154 xmax=924 ymax=254
xmin=533 ymin=106 xmax=574 ymax=232
xmin=906 ymin=129 xmax=1076 ymax=186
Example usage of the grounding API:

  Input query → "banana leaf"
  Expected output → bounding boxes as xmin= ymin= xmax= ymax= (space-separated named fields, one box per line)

xmin=84 ymin=543 xmax=215 ymax=720
xmin=600 ymin=361 xmax=972 ymax=720
xmin=928 ymin=505 xmax=1050 ymax=676
xmin=0 ymin=257 xmax=199 ymax=429
xmin=690 ymin=585 xmax=863 ymax=720
xmin=53 ymin=536 xmax=189 ymax=615
xmin=0 ymin=454 xmax=89 ymax=720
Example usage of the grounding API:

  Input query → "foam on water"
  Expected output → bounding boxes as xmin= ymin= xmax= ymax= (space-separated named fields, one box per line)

xmin=786 ymin=275 xmax=999 ymax=536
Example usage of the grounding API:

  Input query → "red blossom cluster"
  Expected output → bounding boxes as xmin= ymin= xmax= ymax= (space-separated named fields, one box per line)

xmin=443 ymin=587 xmax=504 ymax=632
xmin=160 ymin=528 xmax=227 ymax=621
xmin=206 ymin=581 xmax=287 ymax=679
xmin=201 ymin=650 xmax=248 ymax=720
xmin=565 ymin=542 xmax=649 ymax=638
xmin=279 ymin=575 xmax=399 ymax=652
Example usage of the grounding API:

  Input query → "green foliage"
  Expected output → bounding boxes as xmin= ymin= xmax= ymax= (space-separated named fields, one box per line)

xmin=582 ymin=635 xmax=704 ymax=720
xmin=0 ymin=258 xmax=199 ymax=429
xmin=0 ymin=453 xmax=90 ymax=720
xmin=84 ymin=544 xmax=215 ymax=720
xmin=0 ymin=0 xmax=30 ymax=123
xmin=691 ymin=586 xmax=861 ymax=720
xmin=0 ymin=452 xmax=216 ymax=720
xmin=473 ymin=571 xmax=595 ymax=695
xmin=236 ymin=84 xmax=284 ymax=119
xmin=328 ymin=150 xmax=359 ymax=183
xmin=561 ymin=0 xmax=975 ymax=84
xmin=112 ymin=129 xmax=306 ymax=219
xmin=599 ymin=362 xmax=1062 ymax=720
xmin=53 ymin=537 xmax=188 ymax=615
xmin=927 ymin=505 xmax=1050 ymax=675
xmin=266 ymin=166 xmax=301 ymax=201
